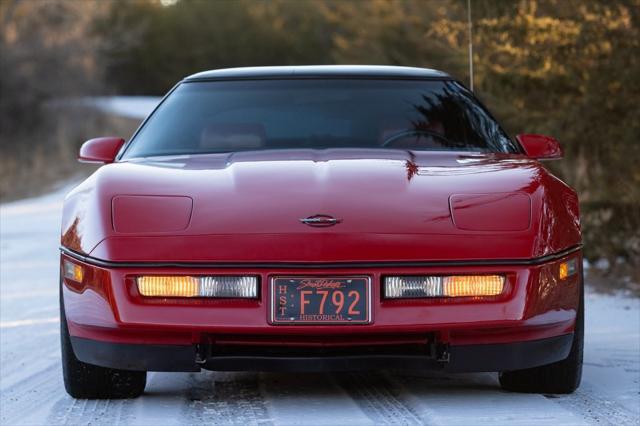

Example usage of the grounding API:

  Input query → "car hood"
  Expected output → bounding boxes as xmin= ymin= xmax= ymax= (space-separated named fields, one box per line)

xmin=62 ymin=149 xmax=580 ymax=263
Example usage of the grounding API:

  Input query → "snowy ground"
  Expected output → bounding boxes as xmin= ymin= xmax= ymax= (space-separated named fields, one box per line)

xmin=51 ymin=96 xmax=162 ymax=119
xmin=1 ymin=186 xmax=638 ymax=426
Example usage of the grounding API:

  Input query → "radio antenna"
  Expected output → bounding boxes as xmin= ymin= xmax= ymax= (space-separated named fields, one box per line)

xmin=467 ymin=0 xmax=474 ymax=91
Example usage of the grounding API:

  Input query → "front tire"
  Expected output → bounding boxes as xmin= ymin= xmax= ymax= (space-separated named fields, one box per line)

xmin=499 ymin=275 xmax=584 ymax=394
xmin=60 ymin=283 xmax=146 ymax=399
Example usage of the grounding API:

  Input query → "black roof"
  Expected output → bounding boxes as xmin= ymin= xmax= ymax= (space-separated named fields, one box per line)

xmin=184 ymin=65 xmax=451 ymax=81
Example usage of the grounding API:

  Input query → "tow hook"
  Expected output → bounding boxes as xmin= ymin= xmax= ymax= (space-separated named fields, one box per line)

xmin=429 ymin=341 xmax=450 ymax=363
xmin=195 ymin=344 xmax=209 ymax=365
xmin=436 ymin=344 xmax=451 ymax=363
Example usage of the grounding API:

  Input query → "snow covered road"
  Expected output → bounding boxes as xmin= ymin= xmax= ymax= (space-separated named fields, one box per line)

xmin=1 ymin=187 xmax=639 ymax=425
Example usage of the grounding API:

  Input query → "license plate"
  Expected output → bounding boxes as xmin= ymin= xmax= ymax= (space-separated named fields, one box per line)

xmin=270 ymin=277 xmax=371 ymax=324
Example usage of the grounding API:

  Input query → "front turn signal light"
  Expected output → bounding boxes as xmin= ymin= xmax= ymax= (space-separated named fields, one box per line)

xmin=442 ymin=275 xmax=504 ymax=297
xmin=63 ymin=260 xmax=84 ymax=282
xmin=137 ymin=276 xmax=258 ymax=298
xmin=384 ymin=275 xmax=505 ymax=299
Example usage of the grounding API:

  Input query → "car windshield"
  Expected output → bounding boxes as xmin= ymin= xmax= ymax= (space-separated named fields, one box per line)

xmin=121 ymin=79 xmax=519 ymax=159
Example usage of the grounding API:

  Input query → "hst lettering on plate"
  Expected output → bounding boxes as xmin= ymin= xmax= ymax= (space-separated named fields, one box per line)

xmin=270 ymin=277 xmax=370 ymax=324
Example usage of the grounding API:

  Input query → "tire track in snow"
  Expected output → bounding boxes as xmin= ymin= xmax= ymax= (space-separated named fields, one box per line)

xmin=545 ymin=383 xmax=639 ymax=425
xmin=182 ymin=371 xmax=273 ymax=425
xmin=47 ymin=396 xmax=137 ymax=426
xmin=388 ymin=371 xmax=590 ymax=426
xmin=1 ymin=358 xmax=137 ymax=426
xmin=334 ymin=371 xmax=427 ymax=425
xmin=0 ymin=362 xmax=63 ymax=425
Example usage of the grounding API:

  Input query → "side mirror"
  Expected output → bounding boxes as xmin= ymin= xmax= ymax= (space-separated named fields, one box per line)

xmin=516 ymin=134 xmax=563 ymax=160
xmin=78 ymin=137 xmax=125 ymax=164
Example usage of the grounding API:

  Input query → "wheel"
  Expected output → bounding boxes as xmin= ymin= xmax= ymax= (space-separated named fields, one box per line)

xmin=499 ymin=275 xmax=584 ymax=394
xmin=60 ymin=281 xmax=146 ymax=399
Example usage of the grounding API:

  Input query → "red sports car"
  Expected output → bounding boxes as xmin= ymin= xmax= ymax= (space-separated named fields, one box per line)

xmin=60 ymin=66 xmax=583 ymax=399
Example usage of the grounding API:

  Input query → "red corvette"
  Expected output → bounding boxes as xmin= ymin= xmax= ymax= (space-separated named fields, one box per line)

xmin=60 ymin=66 xmax=583 ymax=399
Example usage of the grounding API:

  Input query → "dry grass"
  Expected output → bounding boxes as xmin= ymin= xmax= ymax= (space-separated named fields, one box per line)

xmin=0 ymin=106 xmax=141 ymax=202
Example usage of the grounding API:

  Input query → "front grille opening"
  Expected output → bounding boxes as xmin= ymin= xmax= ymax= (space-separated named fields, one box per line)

xmin=198 ymin=333 xmax=439 ymax=359
xmin=210 ymin=343 xmax=431 ymax=358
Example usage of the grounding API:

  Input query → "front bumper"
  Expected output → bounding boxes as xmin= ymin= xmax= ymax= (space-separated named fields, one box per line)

xmin=61 ymin=249 xmax=581 ymax=373
xmin=70 ymin=333 xmax=573 ymax=373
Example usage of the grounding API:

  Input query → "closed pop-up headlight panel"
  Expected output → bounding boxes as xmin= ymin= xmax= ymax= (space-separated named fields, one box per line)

xmin=449 ymin=193 xmax=531 ymax=232
xmin=112 ymin=195 xmax=193 ymax=233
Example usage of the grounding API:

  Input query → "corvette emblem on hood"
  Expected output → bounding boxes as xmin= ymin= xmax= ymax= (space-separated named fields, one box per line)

xmin=299 ymin=214 xmax=343 ymax=227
